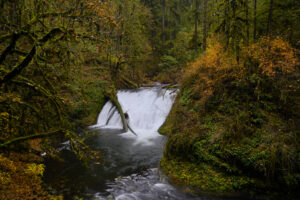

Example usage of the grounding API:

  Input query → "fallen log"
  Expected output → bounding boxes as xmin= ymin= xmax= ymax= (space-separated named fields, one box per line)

xmin=0 ymin=129 xmax=65 ymax=148
xmin=104 ymin=91 xmax=136 ymax=136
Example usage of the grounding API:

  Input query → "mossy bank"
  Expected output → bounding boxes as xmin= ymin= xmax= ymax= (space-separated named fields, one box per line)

xmin=159 ymin=37 xmax=300 ymax=199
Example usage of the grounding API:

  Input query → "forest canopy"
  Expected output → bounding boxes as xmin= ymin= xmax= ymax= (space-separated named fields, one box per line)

xmin=0 ymin=0 xmax=299 ymax=199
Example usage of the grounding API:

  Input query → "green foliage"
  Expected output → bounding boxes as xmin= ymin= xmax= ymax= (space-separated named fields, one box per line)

xmin=0 ymin=0 xmax=299 ymax=199
xmin=0 ymin=0 xmax=150 ymax=197
xmin=158 ymin=55 xmax=178 ymax=69
xmin=179 ymin=88 xmax=193 ymax=106
xmin=0 ymin=0 xmax=152 ymax=150
xmin=24 ymin=163 xmax=45 ymax=177
xmin=160 ymin=36 xmax=300 ymax=197
xmin=161 ymin=157 xmax=256 ymax=193
xmin=169 ymin=31 xmax=199 ymax=65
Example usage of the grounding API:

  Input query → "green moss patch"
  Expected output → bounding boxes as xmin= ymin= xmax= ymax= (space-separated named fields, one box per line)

xmin=160 ymin=157 xmax=257 ymax=193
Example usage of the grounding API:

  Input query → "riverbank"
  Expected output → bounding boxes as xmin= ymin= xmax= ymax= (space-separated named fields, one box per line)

xmin=159 ymin=37 xmax=300 ymax=199
xmin=43 ymin=86 xmax=190 ymax=200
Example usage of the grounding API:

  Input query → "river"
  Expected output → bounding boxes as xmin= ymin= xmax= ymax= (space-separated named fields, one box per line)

xmin=44 ymin=86 xmax=235 ymax=200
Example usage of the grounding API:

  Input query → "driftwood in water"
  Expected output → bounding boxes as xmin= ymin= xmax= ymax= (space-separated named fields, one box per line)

xmin=106 ymin=106 xmax=117 ymax=125
xmin=127 ymin=123 xmax=137 ymax=136
xmin=110 ymin=96 xmax=128 ymax=132
xmin=105 ymin=91 xmax=136 ymax=136
xmin=124 ymin=113 xmax=137 ymax=136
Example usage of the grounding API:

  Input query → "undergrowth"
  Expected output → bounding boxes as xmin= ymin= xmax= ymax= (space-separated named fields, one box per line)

xmin=159 ymin=36 xmax=300 ymax=199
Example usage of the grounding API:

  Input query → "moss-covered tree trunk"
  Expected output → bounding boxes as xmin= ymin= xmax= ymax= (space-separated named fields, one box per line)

xmin=104 ymin=90 xmax=137 ymax=135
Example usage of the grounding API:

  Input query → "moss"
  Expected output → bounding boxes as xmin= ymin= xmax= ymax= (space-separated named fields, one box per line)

xmin=158 ymin=124 xmax=169 ymax=135
xmin=160 ymin=157 xmax=258 ymax=193
xmin=67 ymin=80 xmax=109 ymax=127
xmin=160 ymin=38 xmax=299 ymax=198
xmin=161 ymin=101 xmax=299 ymax=197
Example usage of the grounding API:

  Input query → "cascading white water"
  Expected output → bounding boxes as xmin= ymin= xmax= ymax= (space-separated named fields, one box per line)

xmin=48 ymin=86 xmax=210 ymax=200
xmin=94 ymin=86 xmax=177 ymax=132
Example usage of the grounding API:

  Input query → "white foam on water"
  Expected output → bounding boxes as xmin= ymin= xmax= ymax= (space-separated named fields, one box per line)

xmin=118 ymin=130 xmax=162 ymax=146
xmin=115 ymin=193 xmax=139 ymax=200
xmin=93 ymin=168 xmax=200 ymax=200
xmin=92 ymin=87 xmax=177 ymax=145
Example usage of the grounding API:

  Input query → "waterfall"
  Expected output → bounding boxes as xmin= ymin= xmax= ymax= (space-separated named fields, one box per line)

xmin=49 ymin=86 xmax=202 ymax=200
xmin=94 ymin=86 xmax=177 ymax=132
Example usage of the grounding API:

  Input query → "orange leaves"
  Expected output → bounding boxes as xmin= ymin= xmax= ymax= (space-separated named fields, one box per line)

xmin=245 ymin=37 xmax=298 ymax=77
xmin=0 ymin=153 xmax=56 ymax=200
xmin=86 ymin=0 xmax=117 ymax=26
xmin=185 ymin=36 xmax=298 ymax=86
xmin=182 ymin=35 xmax=298 ymax=111
xmin=184 ymin=36 xmax=239 ymax=86
xmin=87 ymin=2 xmax=96 ymax=7
xmin=0 ymin=154 xmax=16 ymax=172
xmin=98 ymin=45 xmax=103 ymax=53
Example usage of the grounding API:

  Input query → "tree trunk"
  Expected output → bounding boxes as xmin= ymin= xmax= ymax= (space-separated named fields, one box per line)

xmin=253 ymin=0 xmax=257 ymax=41
xmin=267 ymin=0 xmax=274 ymax=36
xmin=162 ymin=0 xmax=166 ymax=42
xmin=105 ymin=92 xmax=136 ymax=136
xmin=245 ymin=0 xmax=249 ymax=44
xmin=0 ymin=33 xmax=21 ymax=65
xmin=203 ymin=0 xmax=208 ymax=51
xmin=194 ymin=0 xmax=199 ymax=49
xmin=109 ymin=96 xmax=128 ymax=132
xmin=0 ymin=28 xmax=64 ymax=87
xmin=150 ymin=0 xmax=155 ymax=51
xmin=225 ymin=0 xmax=230 ymax=48
xmin=0 ymin=46 xmax=36 ymax=86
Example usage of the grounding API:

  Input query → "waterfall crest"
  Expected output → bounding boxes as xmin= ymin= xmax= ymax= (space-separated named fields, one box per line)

xmin=94 ymin=86 xmax=177 ymax=131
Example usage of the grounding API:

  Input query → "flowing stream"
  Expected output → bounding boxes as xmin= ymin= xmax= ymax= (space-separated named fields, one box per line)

xmin=45 ymin=86 xmax=231 ymax=200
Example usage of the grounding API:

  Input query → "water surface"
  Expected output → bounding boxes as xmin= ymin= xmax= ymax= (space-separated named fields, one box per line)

xmin=44 ymin=86 xmax=238 ymax=200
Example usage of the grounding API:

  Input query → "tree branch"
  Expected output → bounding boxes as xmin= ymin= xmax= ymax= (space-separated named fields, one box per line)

xmin=12 ymin=76 xmax=63 ymax=121
xmin=0 ymin=28 xmax=64 ymax=86
xmin=0 ymin=46 xmax=36 ymax=86
xmin=0 ymin=129 xmax=65 ymax=148
xmin=0 ymin=33 xmax=21 ymax=65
